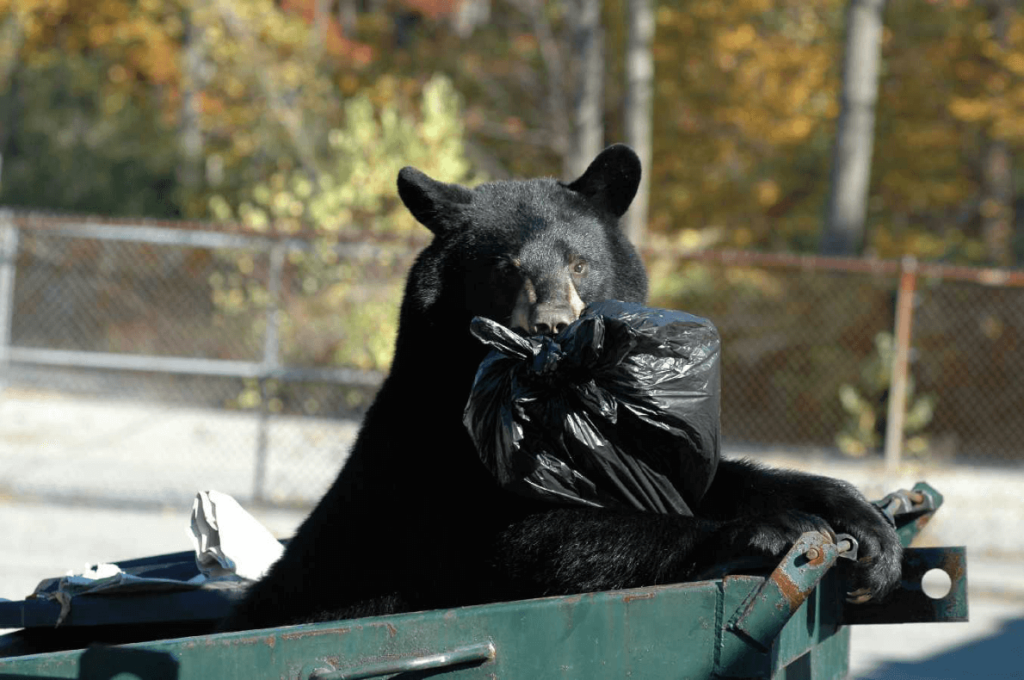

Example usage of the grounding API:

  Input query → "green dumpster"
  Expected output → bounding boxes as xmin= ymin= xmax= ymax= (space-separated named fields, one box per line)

xmin=0 ymin=483 xmax=967 ymax=679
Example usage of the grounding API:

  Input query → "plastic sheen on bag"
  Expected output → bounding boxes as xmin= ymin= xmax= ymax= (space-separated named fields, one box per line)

xmin=463 ymin=300 xmax=721 ymax=516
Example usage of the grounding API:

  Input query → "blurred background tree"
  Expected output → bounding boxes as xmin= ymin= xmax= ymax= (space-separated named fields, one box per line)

xmin=208 ymin=73 xmax=477 ymax=376
xmin=3 ymin=0 xmax=1022 ymax=267
xmin=2 ymin=0 xmax=1023 ymax=450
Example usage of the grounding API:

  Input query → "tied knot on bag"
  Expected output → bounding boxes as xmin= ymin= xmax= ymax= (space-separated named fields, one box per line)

xmin=469 ymin=311 xmax=635 ymax=383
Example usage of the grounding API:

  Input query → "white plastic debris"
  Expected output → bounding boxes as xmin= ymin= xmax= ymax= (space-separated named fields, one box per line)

xmin=188 ymin=490 xmax=284 ymax=582
xmin=29 ymin=490 xmax=283 ymax=626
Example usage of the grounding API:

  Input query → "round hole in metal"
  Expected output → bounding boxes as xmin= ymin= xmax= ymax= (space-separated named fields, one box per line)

xmin=922 ymin=568 xmax=952 ymax=599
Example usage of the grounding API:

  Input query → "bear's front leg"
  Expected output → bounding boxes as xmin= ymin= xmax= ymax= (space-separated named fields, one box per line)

xmin=698 ymin=458 xmax=903 ymax=603
xmin=492 ymin=508 xmax=714 ymax=598
xmin=491 ymin=506 xmax=833 ymax=599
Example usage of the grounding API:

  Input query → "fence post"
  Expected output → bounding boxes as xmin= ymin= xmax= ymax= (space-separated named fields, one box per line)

xmin=0 ymin=210 xmax=18 ymax=393
xmin=253 ymin=241 xmax=286 ymax=504
xmin=884 ymin=256 xmax=918 ymax=474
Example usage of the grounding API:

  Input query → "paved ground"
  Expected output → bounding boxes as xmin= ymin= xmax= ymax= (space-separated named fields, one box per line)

xmin=0 ymin=388 xmax=359 ymax=506
xmin=850 ymin=599 xmax=1024 ymax=679
xmin=2 ymin=388 xmax=1023 ymax=677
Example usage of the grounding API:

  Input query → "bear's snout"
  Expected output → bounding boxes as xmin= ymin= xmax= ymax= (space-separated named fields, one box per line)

xmin=510 ymin=269 xmax=586 ymax=337
xmin=529 ymin=303 xmax=577 ymax=336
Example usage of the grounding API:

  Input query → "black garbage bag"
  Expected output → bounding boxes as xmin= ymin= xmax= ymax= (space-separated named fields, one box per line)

xmin=463 ymin=300 xmax=720 ymax=516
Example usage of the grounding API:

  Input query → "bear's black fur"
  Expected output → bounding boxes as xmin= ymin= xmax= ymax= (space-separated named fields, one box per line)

xmin=222 ymin=145 xmax=901 ymax=631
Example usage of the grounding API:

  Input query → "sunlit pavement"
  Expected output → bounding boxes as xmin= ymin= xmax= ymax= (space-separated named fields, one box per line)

xmin=850 ymin=598 xmax=1024 ymax=680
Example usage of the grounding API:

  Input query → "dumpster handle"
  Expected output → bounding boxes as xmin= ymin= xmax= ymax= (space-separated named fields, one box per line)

xmin=305 ymin=641 xmax=497 ymax=680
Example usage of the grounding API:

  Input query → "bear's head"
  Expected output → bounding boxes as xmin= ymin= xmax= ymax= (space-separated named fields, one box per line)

xmin=396 ymin=144 xmax=648 ymax=355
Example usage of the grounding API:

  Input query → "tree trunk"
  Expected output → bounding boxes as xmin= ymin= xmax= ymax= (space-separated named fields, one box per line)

xmin=178 ymin=12 xmax=204 ymax=197
xmin=623 ymin=0 xmax=655 ymax=248
xmin=453 ymin=0 xmax=491 ymax=38
xmin=982 ymin=140 xmax=1013 ymax=266
xmin=0 ymin=13 xmax=26 ymax=190
xmin=0 ymin=12 xmax=23 ymax=92
xmin=564 ymin=0 xmax=604 ymax=179
xmin=312 ymin=0 xmax=330 ymax=56
xmin=526 ymin=0 xmax=570 ymax=161
xmin=981 ymin=0 xmax=1015 ymax=267
xmin=820 ymin=0 xmax=887 ymax=256
xmin=338 ymin=0 xmax=357 ymax=38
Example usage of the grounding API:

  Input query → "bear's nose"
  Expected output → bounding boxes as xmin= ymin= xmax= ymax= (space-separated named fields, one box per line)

xmin=530 ymin=305 xmax=576 ymax=336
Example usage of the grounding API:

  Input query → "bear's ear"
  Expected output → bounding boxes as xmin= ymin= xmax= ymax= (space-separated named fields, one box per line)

xmin=566 ymin=144 xmax=641 ymax=218
xmin=397 ymin=167 xmax=473 ymax=235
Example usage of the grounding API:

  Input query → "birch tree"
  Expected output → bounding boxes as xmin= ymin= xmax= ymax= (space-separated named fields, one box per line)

xmin=820 ymin=0 xmax=887 ymax=256
xmin=564 ymin=0 xmax=605 ymax=179
xmin=623 ymin=0 xmax=655 ymax=248
xmin=980 ymin=0 xmax=1015 ymax=267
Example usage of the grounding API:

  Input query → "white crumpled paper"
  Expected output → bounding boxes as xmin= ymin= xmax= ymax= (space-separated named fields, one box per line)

xmin=32 ymin=490 xmax=283 ymax=626
xmin=188 ymin=489 xmax=284 ymax=582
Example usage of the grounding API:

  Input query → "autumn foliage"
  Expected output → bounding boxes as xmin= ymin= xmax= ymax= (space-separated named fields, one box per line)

xmin=3 ymin=0 xmax=1022 ymax=457
xmin=2 ymin=0 xmax=1021 ymax=267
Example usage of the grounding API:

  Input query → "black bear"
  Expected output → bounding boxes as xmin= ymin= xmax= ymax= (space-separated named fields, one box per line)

xmin=222 ymin=145 xmax=901 ymax=631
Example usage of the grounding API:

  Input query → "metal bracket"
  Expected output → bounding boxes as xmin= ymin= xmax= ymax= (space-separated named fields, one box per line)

xmin=730 ymin=531 xmax=849 ymax=650
xmin=874 ymin=482 xmax=944 ymax=547
xmin=841 ymin=546 xmax=968 ymax=625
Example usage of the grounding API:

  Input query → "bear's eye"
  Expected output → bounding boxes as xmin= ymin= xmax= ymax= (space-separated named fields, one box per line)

xmin=572 ymin=259 xmax=588 ymax=276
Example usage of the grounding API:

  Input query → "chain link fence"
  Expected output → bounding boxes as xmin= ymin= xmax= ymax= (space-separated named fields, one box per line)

xmin=1 ymin=210 xmax=1022 ymax=509
xmin=913 ymin=276 xmax=1024 ymax=460
xmin=0 ymin=211 xmax=416 ymax=507
xmin=648 ymin=250 xmax=1024 ymax=464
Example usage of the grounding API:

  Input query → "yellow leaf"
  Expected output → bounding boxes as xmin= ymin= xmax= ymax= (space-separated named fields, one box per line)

xmin=756 ymin=180 xmax=780 ymax=207
xmin=948 ymin=97 xmax=991 ymax=122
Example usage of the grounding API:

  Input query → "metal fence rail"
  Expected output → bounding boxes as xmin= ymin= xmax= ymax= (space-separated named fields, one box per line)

xmin=1 ymin=209 xmax=1022 ymax=509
